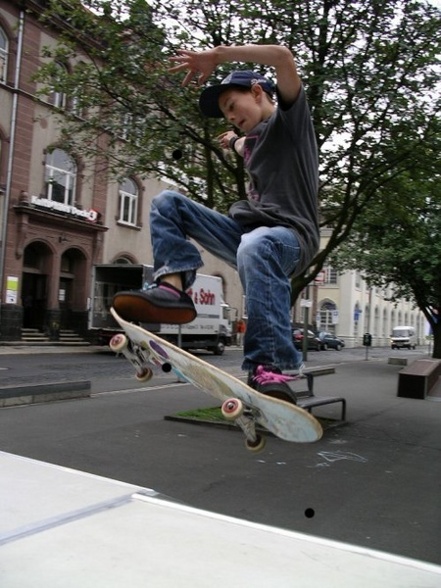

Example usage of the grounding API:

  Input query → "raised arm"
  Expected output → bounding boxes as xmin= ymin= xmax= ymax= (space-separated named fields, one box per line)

xmin=169 ymin=44 xmax=301 ymax=105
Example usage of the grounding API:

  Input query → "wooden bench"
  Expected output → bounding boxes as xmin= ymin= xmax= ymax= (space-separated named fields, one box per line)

xmin=397 ymin=359 xmax=441 ymax=399
xmin=294 ymin=373 xmax=347 ymax=421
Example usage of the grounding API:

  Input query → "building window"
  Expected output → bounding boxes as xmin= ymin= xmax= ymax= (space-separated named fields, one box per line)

xmin=382 ymin=308 xmax=388 ymax=338
xmin=45 ymin=149 xmax=77 ymax=205
xmin=0 ymin=26 xmax=7 ymax=83
xmin=363 ymin=304 xmax=370 ymax=333
xmin=50 ymin=62 xmax=68 ymax=109
xmin=118 ymin=178 xmax=138 ymax=226
xmin=324 ymin=265 xmax=338 ymax=285
xmin=119 ymin=112 xmax=146 ymax=145
xmin=374 ymin=306 xmax=379 ymax=337
xmin=120 ymin=112 xmax=133 ymax=141
xmin=318 ymin=301 xmax=337 ymax=332
xmin=70 ymin=62 xmax=88 ymax=117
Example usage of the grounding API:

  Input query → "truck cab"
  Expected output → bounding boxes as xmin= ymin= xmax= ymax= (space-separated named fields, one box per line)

xmin=390 ymin=326 xmax=417 ymax=350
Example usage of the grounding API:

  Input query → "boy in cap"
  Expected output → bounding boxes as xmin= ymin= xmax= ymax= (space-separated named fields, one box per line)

xmin=114 ymin=44 xmax=319 ymax=402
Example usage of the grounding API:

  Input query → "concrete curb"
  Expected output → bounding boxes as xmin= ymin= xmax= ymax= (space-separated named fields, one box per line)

xmin=0 ymin=380 xmax=91 ymax=407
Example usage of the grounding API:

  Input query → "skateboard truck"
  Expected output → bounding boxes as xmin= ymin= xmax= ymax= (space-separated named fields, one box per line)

xmin=109 ymin=333 xmax=154 ymax=382
xmin=221 ymin=398 xmax=266 ymax=452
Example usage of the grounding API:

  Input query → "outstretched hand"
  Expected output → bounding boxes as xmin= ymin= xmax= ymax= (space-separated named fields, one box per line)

xmin=169 ymin=49 xmax=218 ymax=86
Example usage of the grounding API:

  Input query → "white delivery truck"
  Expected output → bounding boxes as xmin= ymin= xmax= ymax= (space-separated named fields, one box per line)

xmin=390 ymin=325 xmax=417 ymax=350
xmin=89 ymin=264 xmax=232 ymax=354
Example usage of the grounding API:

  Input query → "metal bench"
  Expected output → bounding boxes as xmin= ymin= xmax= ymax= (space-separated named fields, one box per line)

xmin=294 ymin=373 xmax=347 ymax=421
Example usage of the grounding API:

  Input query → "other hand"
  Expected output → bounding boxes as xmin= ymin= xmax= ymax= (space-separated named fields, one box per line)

xmin=217 ymin=131 xmax=238 ymax=150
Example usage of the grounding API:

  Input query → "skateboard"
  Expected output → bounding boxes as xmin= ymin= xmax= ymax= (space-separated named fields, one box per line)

xmin=109 ymin=308 xmax=323 ymax=452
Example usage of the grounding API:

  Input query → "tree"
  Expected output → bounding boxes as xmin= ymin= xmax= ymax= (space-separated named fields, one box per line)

xmin=332 ymin=131 xmax=441 ymax=358
xmin=35 ymin=0 xmax=440 ymax=298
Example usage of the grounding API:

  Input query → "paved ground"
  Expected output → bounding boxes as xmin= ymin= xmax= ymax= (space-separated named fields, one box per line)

xmin=0 ymin=344 xmax=440 ymax=566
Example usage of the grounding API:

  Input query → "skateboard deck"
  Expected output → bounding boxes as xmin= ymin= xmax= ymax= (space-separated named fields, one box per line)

xmin=110 ymin=308 xmax=323 ymax=451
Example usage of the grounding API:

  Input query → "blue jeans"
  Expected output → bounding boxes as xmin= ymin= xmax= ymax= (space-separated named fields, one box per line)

xmin=150 ymin=190 xmax=303 ymax=371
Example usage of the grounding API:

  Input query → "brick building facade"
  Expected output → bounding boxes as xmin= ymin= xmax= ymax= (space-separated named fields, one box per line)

xmin=0 ymin=0 xmax=109 ymax=339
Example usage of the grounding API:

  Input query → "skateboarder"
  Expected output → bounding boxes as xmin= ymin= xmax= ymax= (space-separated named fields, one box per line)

xmin=114 ymin=44 xmax=319 ymax=403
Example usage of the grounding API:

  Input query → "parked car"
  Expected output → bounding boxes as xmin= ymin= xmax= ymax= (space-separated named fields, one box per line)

xmin=292 ymin=328 xmax=322 ymax=351
xmin=317 ymin=331 xmax=345 ymax=351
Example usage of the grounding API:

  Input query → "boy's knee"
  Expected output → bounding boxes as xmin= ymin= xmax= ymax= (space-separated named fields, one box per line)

xmin=152 ymin=190 xmax=183 ymax=211
xmin=238 ymin=232 xmax=270 ymax=262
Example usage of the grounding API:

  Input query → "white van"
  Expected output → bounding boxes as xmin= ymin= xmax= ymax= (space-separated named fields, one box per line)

xmin=390 ymin=325 xmax=417 ymax=350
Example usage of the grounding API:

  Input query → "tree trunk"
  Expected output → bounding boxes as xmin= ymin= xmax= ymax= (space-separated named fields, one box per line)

xmin=431 ymin=321 xmax=441 ymax=359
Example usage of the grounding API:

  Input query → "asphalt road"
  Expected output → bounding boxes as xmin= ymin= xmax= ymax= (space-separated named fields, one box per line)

xmin=0 ymin=344 xmax=409 ymax=392
xmin=0 ymin=344 xmax=440 ymax=566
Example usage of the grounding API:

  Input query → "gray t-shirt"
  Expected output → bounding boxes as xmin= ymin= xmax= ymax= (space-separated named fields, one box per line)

xmin=228 ymin=86 xmax=319 ymax=276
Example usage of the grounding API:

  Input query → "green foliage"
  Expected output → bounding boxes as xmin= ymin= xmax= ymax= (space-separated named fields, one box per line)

xmin=34 ymin=0 xmax=441 ymax=351
xmin=332 ymin=130 xmax=441 ymax=356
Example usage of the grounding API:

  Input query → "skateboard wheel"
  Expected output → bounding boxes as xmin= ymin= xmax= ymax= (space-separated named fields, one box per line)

xmin=162 ymin=362 xmax=172 ymax=373
xmin=136 ymin=367 xmax=153 ymax=382
xmin=221 ymin=398 xmax=244 ymax=420
xmin=109 ymin=334 xmax=128 ymax=352
xmin=245 ymin=434 xmax=266 ymax=453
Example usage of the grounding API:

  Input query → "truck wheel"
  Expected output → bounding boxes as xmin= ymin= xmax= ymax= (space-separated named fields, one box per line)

xmin=213 ymin=341 xmax=225 ymax=355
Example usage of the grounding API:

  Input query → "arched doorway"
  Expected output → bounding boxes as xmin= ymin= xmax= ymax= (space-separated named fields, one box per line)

xmin=59 ymin=248 xmax=88 ymax=329
xmin=21 ymin=242 xmax=53 ymax=329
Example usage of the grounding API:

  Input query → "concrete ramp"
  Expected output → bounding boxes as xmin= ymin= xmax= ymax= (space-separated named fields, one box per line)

xmin=1 ymin=451 xmax=441 ymax=587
